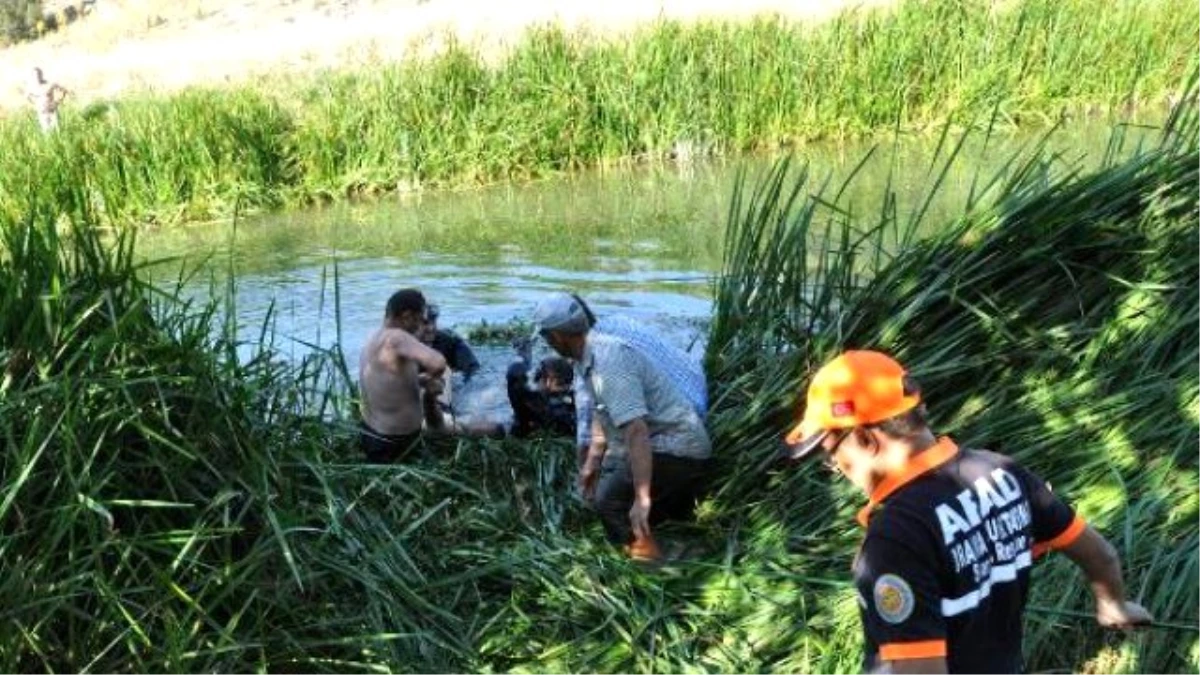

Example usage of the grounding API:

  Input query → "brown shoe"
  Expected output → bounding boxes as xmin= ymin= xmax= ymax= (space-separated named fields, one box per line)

xmin=627 ymin=533 xmax=663 ymax=562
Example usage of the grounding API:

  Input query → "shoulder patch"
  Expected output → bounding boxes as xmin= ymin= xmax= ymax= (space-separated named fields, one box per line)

xmin=873 ymin=574 xmax=915 ymax=624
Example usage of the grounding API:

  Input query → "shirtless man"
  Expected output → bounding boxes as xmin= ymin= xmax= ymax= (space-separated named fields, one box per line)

xmin=26 ymin=67 xmax=69 ymax=133
xmin=358 ymin=289 xmax=448 ymax=463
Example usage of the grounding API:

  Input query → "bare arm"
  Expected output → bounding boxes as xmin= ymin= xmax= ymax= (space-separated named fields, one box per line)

xmin=574 ymin=377 xmax=594 ymax=465
xmin=422 ymin=378 xmax=446 ymax=431
xmin=586 ymin=416 xmax=607 ymax=464
xmin=1060 ymin=525 xmax=1153 ymax=628
xmin=387 ymin=330 xmax=446 ymax=376
xmin=577 ymin=416 xmax=607 ymax=500
xmin=623 ymin=417 xmax=653 ymax=538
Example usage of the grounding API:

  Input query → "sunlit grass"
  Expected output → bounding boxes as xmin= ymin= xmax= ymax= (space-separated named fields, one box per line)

xmin=706 ymin=73 xmax=1198 ymax=673
xmin=1 ymin=0 xmax=1194 ymax=229
xmin=0 ymin=47 xmax=1196 ymax=675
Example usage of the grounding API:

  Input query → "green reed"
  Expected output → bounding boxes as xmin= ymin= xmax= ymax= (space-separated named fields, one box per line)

xmin=4 ymin=99 xmax=1195 ymax=672
xmin=0 ymin=0 xmax=1194 ymax=228
xmin=0 ymin=44 xmax=1196 ymax=675
xmin=705 ymin=73 xmax=1198 ymax=673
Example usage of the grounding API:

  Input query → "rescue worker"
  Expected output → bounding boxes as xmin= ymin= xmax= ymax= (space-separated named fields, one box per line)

xmin=780 ymin=350 xmax=1152 ymax=674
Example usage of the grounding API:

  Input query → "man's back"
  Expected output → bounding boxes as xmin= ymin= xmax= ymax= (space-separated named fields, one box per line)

xmin=359 ymin=327 xmax=424 ymax=435
xmin=594 ymin=315 xmax=706 ymax=415
xmin=854 ymin=444 xmax=1081 ymax=673
xmin=582 ymin=332 xmax=711 ymax=461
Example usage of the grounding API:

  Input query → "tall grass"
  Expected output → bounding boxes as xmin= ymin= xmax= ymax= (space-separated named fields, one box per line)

xmin=0 ymin=0 xmax=1195 ymax=227
xmin=1 ymin=56 xmax=1196 ymax=675
xmin=0 ymin=172 xmax=597 ymax=671
xmin=2 ymin=115 xmax=1200 ymax=672
xmin=705 ymin=75 xmax=1199 ymax=673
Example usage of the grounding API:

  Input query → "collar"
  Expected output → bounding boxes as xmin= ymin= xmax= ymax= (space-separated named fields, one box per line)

xmin=856 ymin=436 xmax=959 ymax=528
xmin=577 ymin=336 xmax=596 ymax=375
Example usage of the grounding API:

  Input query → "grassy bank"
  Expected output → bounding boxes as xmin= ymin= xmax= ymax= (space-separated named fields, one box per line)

xmin=0 ymin=0 xmax=1195 ymax=228
xmin=1 ymin=65 xmax=1196 ymax=674
xmin=705 ymin=89 xmax=1199 ymax=672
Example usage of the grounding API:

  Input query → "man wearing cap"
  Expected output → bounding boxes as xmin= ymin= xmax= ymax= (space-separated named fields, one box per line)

xmin=782 ymin=350 xmax=1152 ymax=673
xmin=534 ymin=292 xmax=712 ymax=557
xmin=559 ymin=293 xmax=708 ymax=493
xmin=358 ymin=289 xmax=449 ymax=463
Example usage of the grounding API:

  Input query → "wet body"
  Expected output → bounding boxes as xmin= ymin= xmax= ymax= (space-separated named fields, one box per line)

xmin=359 ymin=289 xmax=447 ymax=462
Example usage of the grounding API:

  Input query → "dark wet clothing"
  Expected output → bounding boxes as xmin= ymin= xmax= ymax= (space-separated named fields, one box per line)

xmin=506 ymin=361 xmax=576 ymax=438
xmin=852 ymin=438 xmax=1085 ymax=674
xmin=432 ymin=330 xmax=480 ymax=380
xmin=359 ymin=421 xmax=423 ymax=464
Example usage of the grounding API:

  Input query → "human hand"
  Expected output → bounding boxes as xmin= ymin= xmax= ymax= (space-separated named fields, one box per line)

xmin=1097 ymin=599 xmax=1153 ymax=629
xmin=420 ymin=374 xmax=445 ymax=397
xmin=578 ymin=459 xmax=601 ymax=501
xmin=628 ymin=496 xmax=652 ymax=541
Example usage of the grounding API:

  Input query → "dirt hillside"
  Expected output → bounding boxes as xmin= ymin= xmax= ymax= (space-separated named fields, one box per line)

xmin=1 ymin=0 xmax=893 ymax=113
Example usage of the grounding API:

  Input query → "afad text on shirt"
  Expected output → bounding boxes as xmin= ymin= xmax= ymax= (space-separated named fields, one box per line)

xmin=934 ymin=467 xmax=1033 ymax=581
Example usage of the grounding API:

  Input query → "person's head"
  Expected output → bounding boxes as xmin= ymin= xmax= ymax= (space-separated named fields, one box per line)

xmin=535 ymin=357 xmax=573 ymax=393
xmin=532 ymin=292 xmax=591 ymax=360
xmin=781 ymin=350 xmax=936 ymax=494
xmin=384 ymin=288 xmax=431 ymax=335
xmin=567 ymin=292 xmax=597 ymax=328
xmin=415 ymin=304 xmax=439 ymax=344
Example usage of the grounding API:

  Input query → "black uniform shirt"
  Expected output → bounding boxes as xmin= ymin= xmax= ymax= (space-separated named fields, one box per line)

xmin=852 ymin=437 xmax=1086 ymax=674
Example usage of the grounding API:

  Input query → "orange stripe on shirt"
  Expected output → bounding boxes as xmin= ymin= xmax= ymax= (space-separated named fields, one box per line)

xmin=879 ymin=640 xmax=948 ymax=661
xmin=1033 ymin=514 xmax=1087 ymax=558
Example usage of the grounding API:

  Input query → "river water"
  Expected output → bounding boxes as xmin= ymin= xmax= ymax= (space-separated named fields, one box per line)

xmin=136 ymin=117 xmax=1161 ymax=424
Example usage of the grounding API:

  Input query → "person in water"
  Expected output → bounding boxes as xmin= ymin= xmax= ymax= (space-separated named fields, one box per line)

xmin=358 ymin=289 xmax=449 ymax=463
xmin=507 ymin=337 xmax=576 ymax=438
xmin=424 ymin=304 xmax=481 ymax=382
